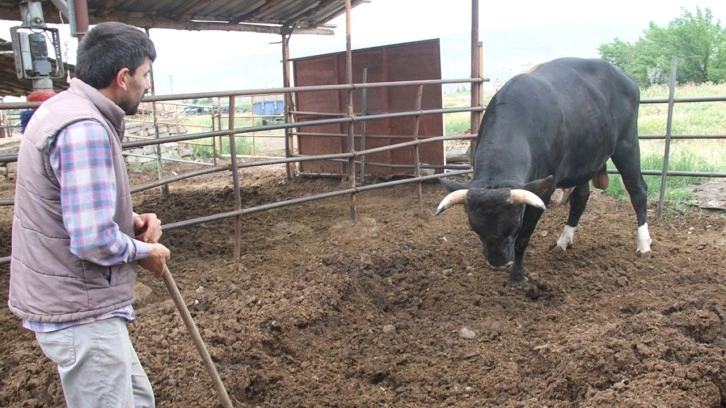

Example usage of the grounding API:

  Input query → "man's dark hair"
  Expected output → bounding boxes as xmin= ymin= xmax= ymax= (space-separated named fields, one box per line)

xmin=75 ymin=22 xmax=157 ymax=89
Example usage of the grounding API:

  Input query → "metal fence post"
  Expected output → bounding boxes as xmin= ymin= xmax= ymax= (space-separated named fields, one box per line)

xmin=656 ymin=56 xmax=678 ymax=220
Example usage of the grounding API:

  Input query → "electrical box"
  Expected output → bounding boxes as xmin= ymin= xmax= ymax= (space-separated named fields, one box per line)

xmin=10 ymin=26 xmax=64 ymax=80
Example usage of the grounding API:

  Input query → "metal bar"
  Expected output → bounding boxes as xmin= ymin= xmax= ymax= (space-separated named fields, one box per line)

xmin=291 ymin=111 xmax=346 ymax=117
xmin=5 ymin=122 xmax=722 ymax=207
xmin=640 ymin=96 xmax=726 ymax=104
xmin=72 ymin=0 xmax=89 ymax=40
xmin=250 ymin=97 xmax=257 ymax=157
xmin=131 ymin=165 xmax=230 ymax=193
xmin=293 ymin=133 xmax=475 ymax=142
xmin=226 ymin=95 xmax=242 ymax=260
xmin=141 ymin=78 xmax=488 ymax=102
xmin=157 ymin=171 xmax=469 ymax=232
xmin=470 ymin=0 xmax=480 ymax=158
xmin=0 ymin=77 xmax=490 ymax=112
xmin=145 ymin=27 xmax=169 ymax=199
xmin=2 ymin=106 xmax=486 ymax=165
xmin=358 ymin=67 xmax=368 ymax=184
xmin=0 ymin=126 xmax=726 ymax=181
xmin=212 ymin=132 xmax=218 ymax=166
xmin=294 ymin=131 xmax=445 ymax=139
xmin=609 ymin=169 xmax=726 ymax=177
xmin=412 ymin=84 xmax=425 ymax=215
xmin=7 ymin=166 xmax=723 ymax=212
xmin=122 ymin=152 xmax=216 ymax=166
xmin=639 ymin=134 xmax=726 ymax=140
xmin=281 ymin=29 xmax=294 ymax=179
xmin=122 ymin=136 xmax=472 ymax=194
xmin=345 ymin=0 xmax=357 ymax=224
xmin=657 ymin=57 xmax=678 ymax=220
xmin=320 ymin=159 xmax=458 ymax=171
xmin=7 ymin=89 xmax=726 ymax=114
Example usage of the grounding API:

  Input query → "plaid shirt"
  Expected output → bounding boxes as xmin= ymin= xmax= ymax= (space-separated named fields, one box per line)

xmin=22 ymin=121 xmax=151 ymax=332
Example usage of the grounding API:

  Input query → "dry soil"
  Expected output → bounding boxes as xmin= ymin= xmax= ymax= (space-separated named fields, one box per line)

xmin=0 ymin=162 xmax=724 ymax=407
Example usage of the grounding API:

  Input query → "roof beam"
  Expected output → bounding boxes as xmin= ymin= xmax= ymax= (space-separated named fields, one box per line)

xmin=79 ymin=14 xmax=333 ymax=35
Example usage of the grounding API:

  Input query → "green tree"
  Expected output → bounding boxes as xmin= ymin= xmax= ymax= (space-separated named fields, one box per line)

xmin=711 ymin=23 xmax=726 ymax=82
xmin=599 ymin=7 xmax=725 ymax=85
xmin=599 ymin=38 xmax=634 ymax=70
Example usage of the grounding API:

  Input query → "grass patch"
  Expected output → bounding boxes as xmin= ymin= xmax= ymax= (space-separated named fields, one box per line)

xmin=444 ymin=112 xmax=471 ymax=134
xmin=608 ymin=84 xmax=726 ymax=210
xmin=639 ymin=83 xmax=726 ymax=137
xmin=191 ymin=136 xmax=259 ymax=158
xmin=181 ymin=113 xmax=276 ymax=158
xmin=443 ymin=89 xmax=496 ymax=135
xmin=605 ymin=147 xmax=725 ymax=212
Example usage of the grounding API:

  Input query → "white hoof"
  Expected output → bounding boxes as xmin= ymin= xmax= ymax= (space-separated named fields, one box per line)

xmin=636 ymin=223 xmax=652 ymax=254
xmin=555 ymin=225 xmax=576 ymax=251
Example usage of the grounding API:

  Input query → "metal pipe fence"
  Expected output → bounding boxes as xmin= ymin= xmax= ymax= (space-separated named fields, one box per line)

xmin=1 ymin=74 xmax=725 ymax=266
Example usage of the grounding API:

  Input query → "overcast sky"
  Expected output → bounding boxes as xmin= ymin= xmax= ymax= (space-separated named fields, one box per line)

xmin=2 ymin=0 xmax=725 ymax=95
xmin=148 ymin=0 xmax=726 ymax=94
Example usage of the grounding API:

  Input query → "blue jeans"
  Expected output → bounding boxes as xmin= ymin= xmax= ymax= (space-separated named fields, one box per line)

xmin=35 ymin=317 xmax=155 ymax=408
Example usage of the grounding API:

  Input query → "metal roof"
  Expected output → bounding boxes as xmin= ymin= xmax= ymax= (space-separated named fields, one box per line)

xmin=0 ymin=0 xmax=367 ymax=34
xmin=0 ymin=0 xmax=367 ymax=98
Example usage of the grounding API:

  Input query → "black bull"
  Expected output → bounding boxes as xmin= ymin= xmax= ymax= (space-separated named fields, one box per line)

xmin=436 ymin=57 xmax=652 ymax=287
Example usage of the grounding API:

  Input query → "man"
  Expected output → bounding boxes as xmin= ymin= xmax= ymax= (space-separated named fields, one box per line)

xmin=8 ymin=22 xmax=170 ymax=407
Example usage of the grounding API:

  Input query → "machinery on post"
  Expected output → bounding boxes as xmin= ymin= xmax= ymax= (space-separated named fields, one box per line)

xmin=10 ymin=1 xmax=64 ymax=83
xmin=9 ymin=0 xmax=65 ymax=130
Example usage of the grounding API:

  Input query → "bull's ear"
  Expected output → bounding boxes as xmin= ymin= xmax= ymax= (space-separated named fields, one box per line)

xmin=439 ymin=177 xmax=466 ymax=192
xmin=523 ymin=175 xmax=553 ymax=196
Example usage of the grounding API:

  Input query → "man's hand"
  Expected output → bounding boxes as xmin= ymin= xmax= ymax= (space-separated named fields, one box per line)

xmin=134 ymin=213 xmax=162 ymax=243
xmin=137 ymin=243 xmax=171 ymax=278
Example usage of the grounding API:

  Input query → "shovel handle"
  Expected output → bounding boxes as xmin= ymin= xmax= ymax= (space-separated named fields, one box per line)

xmin=162 ymin=265 xmax=234 ymax=408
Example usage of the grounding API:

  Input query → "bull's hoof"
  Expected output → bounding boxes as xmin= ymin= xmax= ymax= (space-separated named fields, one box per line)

xmin=637 ymin=250 xmax=653 ymax=259
xmin=506 ymin=276 xmax=527 ymax=288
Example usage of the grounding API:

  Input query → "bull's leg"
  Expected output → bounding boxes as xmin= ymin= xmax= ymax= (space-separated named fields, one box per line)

xmin=508 ymin=207 xmax=545 ymax=287
xmin=554 ymin=182 xmax=590 ymax=251
xmin=611 ymin=141 xmax=652 ymax=254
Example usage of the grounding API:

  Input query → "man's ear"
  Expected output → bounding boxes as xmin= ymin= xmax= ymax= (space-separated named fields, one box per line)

xmin=114 ymin=67 xmax=131 ymax=91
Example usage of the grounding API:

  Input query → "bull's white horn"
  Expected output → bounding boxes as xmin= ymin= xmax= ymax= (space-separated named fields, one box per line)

xmin=436 ymin=189 xmax=468 ymax=215
xmin=510 ymin=189 xmax=546 ymax=210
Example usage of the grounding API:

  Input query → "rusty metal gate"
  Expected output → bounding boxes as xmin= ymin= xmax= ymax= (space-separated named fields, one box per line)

xmin=292 ymin=39 xmax=444 ymax=177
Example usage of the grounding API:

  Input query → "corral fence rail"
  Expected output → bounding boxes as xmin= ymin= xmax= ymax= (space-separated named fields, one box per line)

xmin=1 ymin=60 xmax=724 ymax=265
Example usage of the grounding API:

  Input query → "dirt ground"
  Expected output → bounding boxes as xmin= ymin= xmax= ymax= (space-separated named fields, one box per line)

xmin=0 ymin=161 xmax=724 ymax=407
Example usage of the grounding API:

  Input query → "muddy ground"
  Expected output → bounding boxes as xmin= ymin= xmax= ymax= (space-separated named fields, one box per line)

xmin=0 ymin=161 xmax=724 ymax=407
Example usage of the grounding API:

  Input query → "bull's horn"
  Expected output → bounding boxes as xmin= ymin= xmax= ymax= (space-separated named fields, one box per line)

xmin=510 ymin=189 xmax=546 ymax=210
xmin=436 ymin=189 xmax=468 ymax=215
